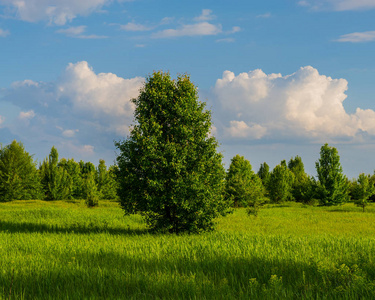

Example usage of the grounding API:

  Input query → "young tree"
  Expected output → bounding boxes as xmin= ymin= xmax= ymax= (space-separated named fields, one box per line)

xmin=315 ymin=144 xmax=349 ymax=206
xmin=352 ymin=173 xmax=375 ymax=212
xmin=96 ymin=160 xmax=118 ymax=200
xmin=0 ymin=140 xmax=42 ymax=201
xmin=58 ymin=158 xmax=84 ymax=199
xmin=115 ymin=71 xmax=229 ymax=233
xmin=40 ymin=147 xmax=70 ymax=200
xmin=288 ymin=156 xmax=309 ymax=202
xmin=225 ymin=155 xmax=267 ymax=215
xmin=268 ymin=163 xmax=294 ymax=203
xmin=258 ymin=162 xmax=270 ymax=188
xmin=84 ymin=171 xmax=99 ymax=207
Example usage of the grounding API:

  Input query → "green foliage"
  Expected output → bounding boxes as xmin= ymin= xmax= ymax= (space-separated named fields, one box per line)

xmin=58 ymin=158 xmax=84 ymax=199
xmin=288 ymin=156 xmax=311 ymax=202
xmin=267 ymin=163 xmax=294 ymax=203
xmin=84 ymin=172 xmax=99 ymax=207
xmin=0 ymin=140 xmax=42 ymax=201
xmin=257 ymin=162 xmax=270 ymax=188
xmin=40 ymin=147 xmax=70 ymax=200
xmin=352 ymin=173 xmax=375 ymax=212
xmin=96 ymin=160 xmax=119 ymax=200
xmin=316 ymin=144 xmax=349 ymax=206
xmin=225 ymin=155 xmax=267 ymax=215
xmin=116 ymin=71 xmax=229 ymax=233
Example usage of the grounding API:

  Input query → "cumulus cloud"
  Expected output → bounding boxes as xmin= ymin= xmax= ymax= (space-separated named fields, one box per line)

xmin=0 ymin=28 xmax=10 ymax=37
xmin=56 ymin=25 xmax=107 ymax=39
xmin=57 ymin=61 xmax=144 ymax=134
xmin=0 ymin=61 xmax=144 ymax=161
xmin=19 ymin=110 xmax=36 ymax=120
xmin=0 ymin=0 xmax=114 ymax=25
xmin=152 ymin=22 xmax=222 ymax=38
xmin=336 ymin=31 xmax=375 ymax=42
xmin=213 ymin=66 xmax=375 ymax=141
xmin=120 ymin=22 xmax=153 ymax=31
xmin=194 ymin=9 xmax=215 ymax=21
xmin=298 ymin=0 xmax=375 ymax=11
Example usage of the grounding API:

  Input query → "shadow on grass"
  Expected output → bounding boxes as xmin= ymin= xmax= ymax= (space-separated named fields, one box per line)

xmin=0 ymin=220 xmax=148 ymax=236
xmin=2 ymin=249 xmax=374 ymax=299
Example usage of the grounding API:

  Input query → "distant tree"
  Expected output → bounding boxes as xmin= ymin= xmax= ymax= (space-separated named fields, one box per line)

xmin=96 ymin=160 xmax=118 ymax=200
xmin=225 ymin=155 xmax=267 ymax=215
xmin=84 ymin=171 xmax=99 ymax=207
xmin=352 ymin=173 xmax=375 ymax=212
xmin=116 ymin=71 xmax=229 ymax=233
xmin=58 ymin=158 xmax=84 ymax=199
xmin=315 ymin=144 xmax=349 ymax=206
xmin=40 ymin=147 xmax=70 ymax=200
xmin=268 ymin=163 xmax=294 ymax=203
xmin=258 ymin=162 xmax=270 ymax=188
xmin=0 ymin=140 xmax=42 ymax=201
xmin=288 ymin=156 xmax=309 ymax=202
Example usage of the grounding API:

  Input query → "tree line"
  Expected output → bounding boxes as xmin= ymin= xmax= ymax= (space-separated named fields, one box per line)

xmin=0 ymin=141 xmax=118 ymax=207
xmin=1 ymin=71 xmax=374 ymax=233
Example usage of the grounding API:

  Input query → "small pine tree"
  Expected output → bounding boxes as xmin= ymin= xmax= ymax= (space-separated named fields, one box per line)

xmin=352 ymin=173 xmax=375 ymax=212
xmin=40 ymin=147 xmax=70 ymax=200
xmin=258 ymin=162 xmax=270 ymax=188
xmin=315 ymin=144 xmax=349 ymax=206
xmin=84 ymin=172 xmax=99 ymax=207
xmin=288 ymin=156 xmax=308 ymax=202
xmin=0 ymin=140 xmax=42 ymax=201
xmin=225 ymin=155 xmax=267 ymax=215
xmin=268 ymin=163 xmax=294 ymax=203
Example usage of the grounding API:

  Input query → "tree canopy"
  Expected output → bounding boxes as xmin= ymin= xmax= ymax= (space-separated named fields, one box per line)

xmin=116 ymin=71 xmax=229 ymax=233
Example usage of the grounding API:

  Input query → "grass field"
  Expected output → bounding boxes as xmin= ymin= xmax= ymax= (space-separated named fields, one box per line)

xmin=1 ymin=200 xmax=375 ymax=299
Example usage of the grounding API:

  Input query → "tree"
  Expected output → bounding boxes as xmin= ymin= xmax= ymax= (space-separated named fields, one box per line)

xmin=352 ymin=173 xmax=375 ymax=212
xmin=40 ymin=147 xmax=70 ymax=200
xmin=58 ymin=158 xmax=84 ymax=199
xmin=268 ymin=163 xmax=294 ymax=203
xmin=84 ymin=171 xmax=99 ymax=207
xmin=315 ymin=144 xmax=349 ymax=206
xmin=115 ymin=71 xmax=229 ymax=233
xmin=96 ymin=160 xmax=118 ymax=200
xmin=225 ymin=155 xmax=267 ymax=215
xmin=288 ymin=156 xmax=309 ymax=202
xmin=0 ymin=140 xmax=42 ymax=201
xmin=258 ymin=162 xmax=270 ymax=188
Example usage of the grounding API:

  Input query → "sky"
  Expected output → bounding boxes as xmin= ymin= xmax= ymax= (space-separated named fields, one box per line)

xmin=1 ymin=0 xmax=375 ymax=178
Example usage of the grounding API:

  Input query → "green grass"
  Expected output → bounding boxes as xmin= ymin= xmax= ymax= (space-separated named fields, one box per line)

xmin=1 ymin=200 xmax=375 ymax=299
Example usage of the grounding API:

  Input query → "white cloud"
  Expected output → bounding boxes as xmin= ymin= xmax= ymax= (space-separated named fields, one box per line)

xmin=62 ymin=129 xmax=79 ymax=138
xmin=57 ymin=61 xmax=144 ymax=134
xmin=336 ymin=31 xmax=375 ymax=42
xmin=0 ymin=115 xmax=4 ymax=126
xmin=0 ymin=28 xmax=10 ymax=37
xmin=56 ymin=25 xmax=86 ymax=35
xmin=56 ymin=25 xmax=107 ymax=39
xmin=0 ymin=61 xmax=144 ymax=162
xmin=19 ymin=110 xmax=35 ymax=120
xmin=120 ymin=22 xmax=153 ymax=31
xmin=0 ymin=0 xmax=114 ymax=25
xmin=152 ymin=22 xmax=222 ymax=38
xmin=226 ymin=121 xmax=267 ymax=139
xmin=213 ymin=66 xmax=375 ymax=141
xmin=256 ymin=13 xmax=271 ymax=18
xmin=298 ymin=0 xmax=375 ymax=11
xmin=194 ymin=9 xmax=215 ymax=21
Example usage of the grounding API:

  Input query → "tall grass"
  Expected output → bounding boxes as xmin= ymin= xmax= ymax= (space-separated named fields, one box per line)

xmin=1 ymin=200 xmax=375 ymax=299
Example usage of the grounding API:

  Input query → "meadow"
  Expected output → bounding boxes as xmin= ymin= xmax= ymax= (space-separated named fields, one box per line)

xmin=1 ymin=200 xmax=375 ymax=299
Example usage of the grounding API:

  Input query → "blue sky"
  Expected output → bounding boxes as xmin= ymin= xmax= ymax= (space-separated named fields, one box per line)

xmin=1 ymin=0 xmax=375 ymax=178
